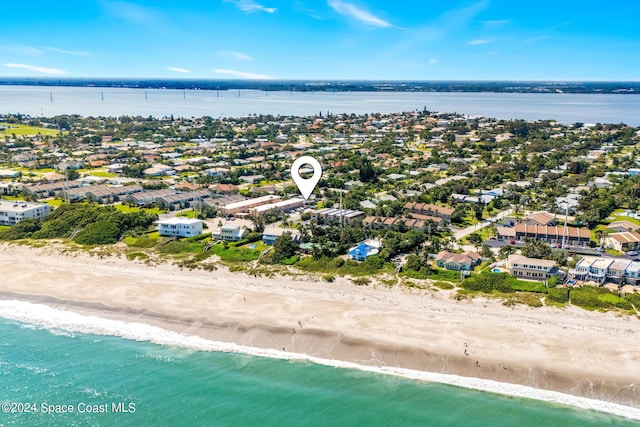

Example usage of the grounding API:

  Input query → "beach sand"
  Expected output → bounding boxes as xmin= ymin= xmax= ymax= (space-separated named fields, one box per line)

xmin=1 ymin=243 xmax=639 ymax=409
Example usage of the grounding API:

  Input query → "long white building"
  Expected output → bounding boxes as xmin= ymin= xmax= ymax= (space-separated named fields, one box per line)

xmin=219 ymin=195 xmax=281 ymax=216
xmin=156 ymin=217 xmax=203 ymax=238
xmin=0 ymin=200 xmax=51 ymax=226
xmin=249 ymin=198 xmax=304 ymax=217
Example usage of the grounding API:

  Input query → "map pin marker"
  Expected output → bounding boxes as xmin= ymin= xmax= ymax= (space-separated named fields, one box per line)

xmin=291 ymin=155 xmax=322 ymax=200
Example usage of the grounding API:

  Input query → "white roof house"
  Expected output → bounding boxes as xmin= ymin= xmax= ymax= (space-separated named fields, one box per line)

xmin=156 ymin=217 xmax=203 ymax=238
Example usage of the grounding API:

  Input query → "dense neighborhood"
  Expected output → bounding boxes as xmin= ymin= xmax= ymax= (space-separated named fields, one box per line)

xmin=2 ymin=110 xmax=640 ymax=310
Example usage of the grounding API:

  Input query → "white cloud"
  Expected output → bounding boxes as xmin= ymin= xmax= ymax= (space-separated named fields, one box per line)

xmin=217 ymin=50 xmax=253 ymax=61
xmin=222 ymin=0 xmax=276 ymax=14
xmin=167 ymin=67 xmax=191 ymax=73
xmin=213 ymin=68 xmax=274 ymax=80
xmin=44 ymin=47 xmax=90 ymax=56
xmin=4 ymin=63 xmax=67 ymax=75
xmin=469 ymin=39 xmax=489 ymax=45
xmin=429 ymin=58 xmax=439 ymax=64
xmin=328 ymin=0 xmax=392 ymax=28
xmin=5 ymin=45 xmax=43 ymax=55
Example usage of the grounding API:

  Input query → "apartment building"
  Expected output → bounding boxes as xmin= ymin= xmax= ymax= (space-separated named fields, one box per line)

xmin=0 ymin=200 xmax=51 ymax=226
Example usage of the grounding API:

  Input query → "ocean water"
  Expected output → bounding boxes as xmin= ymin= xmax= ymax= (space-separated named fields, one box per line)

xmin=0 ymin=301 xmax=638 ymax=426
xmin=0 ymin=85 xmax=639 ymax=125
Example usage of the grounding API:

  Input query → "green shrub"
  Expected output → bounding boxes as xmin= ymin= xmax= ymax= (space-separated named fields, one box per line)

xmin=352 ymin=277 xmax=370 ymax=286
xmin=547 ymin=287 xmax=569 ymax=303
xmin=74 ymin=220 xmax=120 ymax=245
xmin=569 ymin=286 xmax=631 ymax=310
xmin=625 ymin=292 xmax=640 ymax=307
xmin=0 ymin=218 xmax=42 ymax=240
xmin=323 ymin=274 xmax=335 ymax=283
xmin=126 ymin=252 xmax=149 ymax=261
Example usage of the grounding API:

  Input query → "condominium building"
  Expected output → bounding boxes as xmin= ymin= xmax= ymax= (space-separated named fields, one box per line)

xmin=569 ymin=256 xmax=640 ymax=284
xmin=249 ymin=198 xmax=305 ymax=217
xmin=219 ymin=195 xmax=281 ymax=216
xmin=0 ymin=200 xmax=51 ymax=226
xmin=310 ymin=208 xmax=365 ymax=225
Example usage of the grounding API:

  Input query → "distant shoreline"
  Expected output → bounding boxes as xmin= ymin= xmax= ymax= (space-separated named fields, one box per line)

xmin=1 ymin=78 xmax=639 ymax=94
xmin=1 ymin=242 xmax=639 ymax=416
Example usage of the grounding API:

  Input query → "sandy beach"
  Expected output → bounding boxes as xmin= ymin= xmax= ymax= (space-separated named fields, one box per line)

xmin=1 ymin=242 xmax=639 ymax=410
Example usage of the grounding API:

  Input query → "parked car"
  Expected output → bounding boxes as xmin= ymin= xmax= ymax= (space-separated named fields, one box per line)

xmin=627 ymin=251 xmax=638 ymax=256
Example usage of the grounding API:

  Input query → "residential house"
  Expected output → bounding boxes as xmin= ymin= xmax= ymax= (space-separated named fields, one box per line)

xmin=524 ymin=211 xmax=556 ymax=226
xmin=262 ymin=227 xmax=300 ymax=245
xmin=506 ymin=255 xmax=558 ymax=281
xmin=217 ymin=221 xmax=250 ymax=241
xmin=156 ymin=218 xmax=203 ymax=238
xmin=435 ymin=251 xmax=480 ymax=271
xmin=607 ymin=221 xmax=639 ymax=233
xmin=348 ymin=240 xmax=382 ymax=261
xmin=604 ymin=231 xmax=640 ymax=253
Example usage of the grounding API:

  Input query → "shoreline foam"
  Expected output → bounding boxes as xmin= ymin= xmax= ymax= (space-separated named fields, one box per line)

xmin=1 ymin=299 xmax=639 ymax=421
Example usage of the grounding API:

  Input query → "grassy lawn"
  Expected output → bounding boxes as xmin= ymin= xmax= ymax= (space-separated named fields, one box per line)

xmin=177 ymin=210 xmax=196 ymax=218
xmin=607 ymin=209 xmax=640 ymax=226
xmin=0 ymin=122 xmax=62 ymax=136
xmin=114 ymin=204 xmax=164 ymax=216
xmin=45 ymin=199 xmax=65 ymax=207
xmin=461 ymin=225 xmax=494 ymax=245
xmin=209 ymin=242 xmax=262 ymax=262
xmin=605 ymin=248 xmax=623 ymax=256
xmin=0 ymin=195 xmax=25 ymax=201
xmin=87 ymin=171 xmax=117 ymax=178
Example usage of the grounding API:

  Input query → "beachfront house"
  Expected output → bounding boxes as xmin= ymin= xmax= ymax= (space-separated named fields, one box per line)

xmin=506 ymin=254 xmax=558 ymax=281
xmin=217 ymin=222 xmax=249 ymax=242
xmin=156 ymin=217 xmax=203 ymax=238
xmin=348 ymin=240 xmax=382 ymax=262
xmin=435 ymin=251 xmax=480 ymax=271
xmin=262 ymin=226 xmax=300 ymax=246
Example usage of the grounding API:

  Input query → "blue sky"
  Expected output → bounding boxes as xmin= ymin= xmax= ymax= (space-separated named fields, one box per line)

xmin=1 ymin=1 xmax=639 ymax=80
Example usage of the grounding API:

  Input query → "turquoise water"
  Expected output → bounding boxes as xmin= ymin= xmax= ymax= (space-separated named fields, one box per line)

xmin=0 ymin=318 xmax=637 ymax=427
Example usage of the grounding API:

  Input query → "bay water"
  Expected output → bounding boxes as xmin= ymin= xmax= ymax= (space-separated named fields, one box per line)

xmin=0 ymin=85 xmax=639 ymax=125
